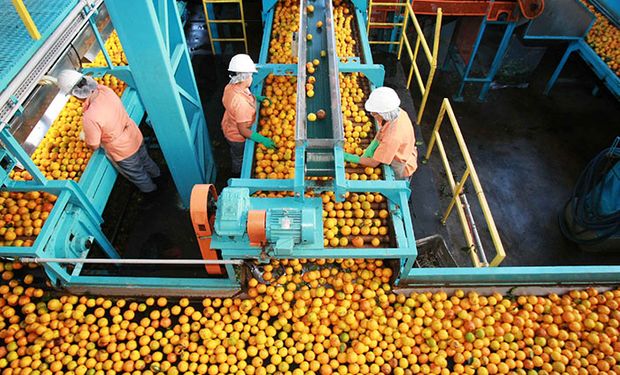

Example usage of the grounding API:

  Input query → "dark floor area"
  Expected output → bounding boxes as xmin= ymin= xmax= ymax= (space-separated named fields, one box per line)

xmin=396 ymin=45 xmax=620 ymax=266
xmin=101 ymin=1 xmax=619 ymax=270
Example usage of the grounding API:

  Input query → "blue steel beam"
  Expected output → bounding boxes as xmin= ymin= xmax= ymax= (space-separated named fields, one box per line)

xmin=545 ymin=40 xmax=620 ymax=99
xmin=259 ymin=10 xmax=275 ymax=63
xmin=105 ymin=0 xmax=216 ymax=207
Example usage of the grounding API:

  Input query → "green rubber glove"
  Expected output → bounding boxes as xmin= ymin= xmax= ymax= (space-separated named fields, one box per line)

xmin=344 ymin=152 xmax=360 ymax=163
xmin=362 ymin=139 xmax=379 ymax=158
xmin=250 ymin=132 xmax=276 ymax=149
xmin=255 ymin=95 xmax=271 ymax=104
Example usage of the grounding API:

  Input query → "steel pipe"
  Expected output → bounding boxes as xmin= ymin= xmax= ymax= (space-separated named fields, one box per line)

xmin=461 ymin=193 xmax=488 ymax=266
xmin=17 ymin=258 xmax=244 ymax=265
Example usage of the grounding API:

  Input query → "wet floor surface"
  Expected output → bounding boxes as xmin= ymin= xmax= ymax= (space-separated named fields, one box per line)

xmin=390 ymin=45 xmax=620 ymax=267
xmin=102 ymin=2 xmax=619 ymax=269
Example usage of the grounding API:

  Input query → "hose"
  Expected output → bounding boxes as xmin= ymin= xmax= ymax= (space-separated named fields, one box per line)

xmin=559 ymin=141 xmax=620 ymax=245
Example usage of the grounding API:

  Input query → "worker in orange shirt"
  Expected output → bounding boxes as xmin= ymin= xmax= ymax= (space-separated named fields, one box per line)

xmin=221 ymin=54 xmax=276 ymax=176
xmin=343 ymin=87 xmax=418 ymax=180
xmin=56 ymin=70 xmax=160 ymax=197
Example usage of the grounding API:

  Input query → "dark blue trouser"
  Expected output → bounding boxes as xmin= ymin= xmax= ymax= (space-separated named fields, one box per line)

xmin=116 ymin=143 xmax=161 ymax=193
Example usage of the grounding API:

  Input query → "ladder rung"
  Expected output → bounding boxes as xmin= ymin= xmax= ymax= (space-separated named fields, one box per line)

xmin=205 ymin=19 xmax=244 ymax=24
xmin=368 ymin=22 xmax=404 ymax=27
xmin=211 ymin=38 xmax=245 ymax=42
xmin=203 ymin=0 xmax=242 ymax=3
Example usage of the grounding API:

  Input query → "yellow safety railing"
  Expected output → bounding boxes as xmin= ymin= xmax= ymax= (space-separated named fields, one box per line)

xmin=424 ymin=98 xmax=506 ymax=267
xmin=366 ymin=1 xmax=442 ymax=124
xmin=12 ymin=0 xmax=41 ymax=40
xmin=202 ymin=0 xmax=248 ymax=54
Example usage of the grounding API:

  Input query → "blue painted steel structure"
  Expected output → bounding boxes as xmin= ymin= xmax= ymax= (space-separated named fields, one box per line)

xmin=453 ymin=18 xmax=518 ymax=102
xmin=545 ymin=39 xmax=620 ymax=99
xmin=523 ymin=0 xmax=619 ymax=98
xmin=105 ymin=0 xmax=217 ymax=207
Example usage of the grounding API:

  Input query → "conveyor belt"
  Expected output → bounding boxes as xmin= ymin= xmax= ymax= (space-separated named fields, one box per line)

xmin=0 ymin=0 xmax=79 ymax=91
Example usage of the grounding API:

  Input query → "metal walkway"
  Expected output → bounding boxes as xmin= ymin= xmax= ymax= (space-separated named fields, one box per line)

xmin=0 ymin=0 xmax=78 ymax=90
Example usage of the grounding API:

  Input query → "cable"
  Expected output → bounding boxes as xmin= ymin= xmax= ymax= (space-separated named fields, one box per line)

xmin=559 ymin=141 xmax=620 ymax=245
xmin=69 ymin=43 xmax=81 ymax=67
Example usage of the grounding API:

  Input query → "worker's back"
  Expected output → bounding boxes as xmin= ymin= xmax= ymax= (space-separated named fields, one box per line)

xmin=82 ymin=85 xmax=143 ymax=161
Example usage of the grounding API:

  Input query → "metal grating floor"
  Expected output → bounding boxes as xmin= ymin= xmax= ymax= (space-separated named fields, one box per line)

xmin=0 ymin=0 xmax=78 ymax=91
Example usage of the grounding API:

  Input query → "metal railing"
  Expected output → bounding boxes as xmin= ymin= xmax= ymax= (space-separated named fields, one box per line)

xmin=202 ymin=0 xmax=248 ymax=54
xmin=424 ymin=98 xmax=506 ymax=267
xmin=366 ymin=1 xmax=442 ymax=124
xmin=11 ymin=0 xmax=41 ymax=40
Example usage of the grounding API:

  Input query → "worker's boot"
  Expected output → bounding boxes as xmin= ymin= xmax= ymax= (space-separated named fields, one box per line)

xmin=139 ymin=189 xmax=160 ymax=210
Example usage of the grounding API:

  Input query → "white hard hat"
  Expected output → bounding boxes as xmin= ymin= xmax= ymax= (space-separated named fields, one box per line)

xmin=364 ymin=87 xmax=401 ymax=113
xmin=228 ymin=54 xmax=257 ymax=73
xmin=56 ymin=69 xmax=84 ymax=95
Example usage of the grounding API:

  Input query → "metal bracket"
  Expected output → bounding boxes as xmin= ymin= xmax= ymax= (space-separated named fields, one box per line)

xmin=261 ymin=0 xmax=279 ymax=21
xmin=338 ymin=62 xmax=385 ymax=88
xmin=82 ymin=66 xmax=136 ymax=89
xmin=250 ymin=64 xmax=297 ymax=93
xmin=8 ymin=96 xmax=24 ymax=117
xmin=350 ymin=0 xmax=368 ymax=15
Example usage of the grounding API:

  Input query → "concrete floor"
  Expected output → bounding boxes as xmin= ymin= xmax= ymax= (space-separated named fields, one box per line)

xmin=403 ymin=46 xmax=620 ymax=267
xmin=103 ymin=2 xmax=620 ymax=269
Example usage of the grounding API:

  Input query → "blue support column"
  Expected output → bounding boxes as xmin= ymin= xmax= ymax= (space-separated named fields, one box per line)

xmin=478 ymin=21 xmax=516 ymax=101
xmin=454 ymin=19 xmax=517 ymax=102
xmin=105 ymin=0 xmax=216 ymax=207
xmin=544 ymin=41 xmax=579 ymax=96
xmin=454 ymin=18 xmax=487 ymax=102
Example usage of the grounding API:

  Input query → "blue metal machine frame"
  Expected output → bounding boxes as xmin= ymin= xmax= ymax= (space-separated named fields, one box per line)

xmin=453 ymin=17 xmax=517 ymax=102
xmin=524 ymin=0 xmax=619 ymax=99
xmin=545 ymin=39 xmax=620 ymax=99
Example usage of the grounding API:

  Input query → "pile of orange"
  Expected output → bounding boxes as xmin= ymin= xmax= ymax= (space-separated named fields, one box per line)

xmin=268 ymin=0 xmax=300 ymax=64
xmin=94 ymin=75 xmax=126 ymax=97
xmin=321 ymin=191 xmax=390 ymax=248
xmin=12 ymin=96 xmax=92 ymax=182
xmin=1 ymin=258 xmax=620 ymax=375
xmin=340 ymin=73 xmax=382 ymax=181
xmin=581 ymin=1 xmax=619 ymax=75
xmin=253 ymin=75 xmax=298 ymax=180
xmin=82 ymin=31 xmax=128 ymax=68
xmin=0 ymin=192 xmax=57 ymax=247
xmin=333 ymin=0 xmax=357 ymax=60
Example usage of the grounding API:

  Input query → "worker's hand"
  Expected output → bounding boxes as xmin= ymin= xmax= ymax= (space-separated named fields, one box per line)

xmin=256 ymin=95 xmax=271 ymax=105
xmin=250 ymin=132 xmax=277 ymax=150
xmin=362 ymin=139 xmax=379 ymax=158
xmin=78 ymin=131 xmax=85 ymax=141
xmin=262 ymin=137 xmax=277 ymax=149
xmin=344 ymin=152 xmax=360 ymax=164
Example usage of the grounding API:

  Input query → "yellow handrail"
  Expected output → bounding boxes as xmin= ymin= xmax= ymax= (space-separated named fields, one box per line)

xmin=12 ymin=0 xmax=41 ymax=40
xmin=366 ymin=1 xmax=442 ymax=124
xmin=425 ymin=98 xmax=506 ymax=267
xmin=202 ymin=0 xmax=248 ymax=54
